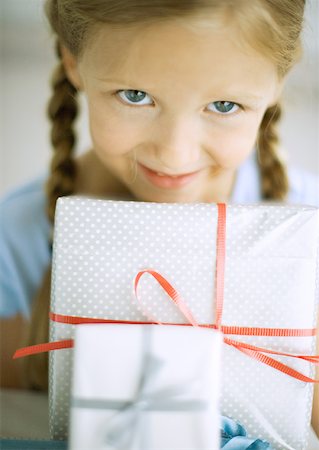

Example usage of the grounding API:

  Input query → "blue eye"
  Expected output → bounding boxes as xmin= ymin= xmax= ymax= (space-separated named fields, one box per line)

xmin=117 ymin=90 xmax=153 ymax=105
xmin=208 ymin=101 xmax=240 ymax=115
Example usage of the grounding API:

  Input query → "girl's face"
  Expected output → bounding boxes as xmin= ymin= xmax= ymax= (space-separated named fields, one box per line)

xmin=66 ymin=16 xmax=281 ymax=203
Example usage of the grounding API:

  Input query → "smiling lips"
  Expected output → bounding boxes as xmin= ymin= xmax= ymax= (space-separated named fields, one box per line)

xmin=138 ymin=163 xmax=201 ymax=189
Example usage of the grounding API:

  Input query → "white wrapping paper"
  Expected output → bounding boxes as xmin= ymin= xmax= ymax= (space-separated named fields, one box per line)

xmin=50 ymin=198 xmax=319 ymax=449
xmin=69 ymin=324 xmax=222 ymax=450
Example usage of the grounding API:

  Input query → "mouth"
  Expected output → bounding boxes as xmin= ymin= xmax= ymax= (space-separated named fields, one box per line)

xmin=138 ymin=163 xmax=202 ymax=189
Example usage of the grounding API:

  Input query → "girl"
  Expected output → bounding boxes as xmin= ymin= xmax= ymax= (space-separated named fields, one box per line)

xmin=1 ymin=0 xmax=318 ymax=444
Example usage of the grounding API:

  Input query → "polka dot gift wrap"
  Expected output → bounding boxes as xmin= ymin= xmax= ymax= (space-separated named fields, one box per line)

xmin=49 ymin=197 xmax=319 ymax=449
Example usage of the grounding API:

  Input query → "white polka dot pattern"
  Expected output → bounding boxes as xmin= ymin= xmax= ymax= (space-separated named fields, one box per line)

xmin=49 ymin=198 xmax=319 ymax=450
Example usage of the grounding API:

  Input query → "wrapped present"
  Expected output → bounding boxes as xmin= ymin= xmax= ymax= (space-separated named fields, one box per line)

xmin=44 ymin=198 xmax=318 ymax=448
xmin=69 ymin=323 xmax=222 ymax=450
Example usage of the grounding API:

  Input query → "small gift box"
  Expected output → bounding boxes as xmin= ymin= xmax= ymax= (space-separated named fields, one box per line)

xmin=68 ymin=324 xmax=222 ymax=450
xmin=45 ymin=198 xmax=318 ymax=449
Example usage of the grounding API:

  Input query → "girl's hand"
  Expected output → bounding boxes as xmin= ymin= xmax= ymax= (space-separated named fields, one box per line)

xmin=0 ymin=315 xmax=28 ymax=389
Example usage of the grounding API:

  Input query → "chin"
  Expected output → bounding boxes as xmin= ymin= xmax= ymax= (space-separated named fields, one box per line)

xmin=131 ymin=187 xmax=203 ymax=204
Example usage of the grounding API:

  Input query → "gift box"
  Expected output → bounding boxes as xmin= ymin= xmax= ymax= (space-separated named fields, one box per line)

xmin=49 ymin=198 xmax=319 ymax=449
xmin=68 ymin=324 xmax=222 ymax=450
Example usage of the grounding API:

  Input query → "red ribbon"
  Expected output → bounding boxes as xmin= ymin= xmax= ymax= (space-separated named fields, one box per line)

xmin=13 ymin=204 xmax=319 ymax=383
xmin=132 ymin=269 xmax=319 ymax=383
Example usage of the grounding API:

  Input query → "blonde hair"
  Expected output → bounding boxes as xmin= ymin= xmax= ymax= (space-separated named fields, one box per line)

xmin=25 ymin=0 xmax=305 ymax=389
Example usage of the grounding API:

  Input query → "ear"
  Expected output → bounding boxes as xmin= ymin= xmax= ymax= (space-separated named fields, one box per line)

xmin=60 ymin=45 xmax=84 ymax=90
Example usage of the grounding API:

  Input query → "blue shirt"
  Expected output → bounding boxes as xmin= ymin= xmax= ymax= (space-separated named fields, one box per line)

xmin=1 ymin=154 xmax=319 ymax=318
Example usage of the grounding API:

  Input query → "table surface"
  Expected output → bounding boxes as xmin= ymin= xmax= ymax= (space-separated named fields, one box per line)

xmin=1 ymin=388 xmax=318 ymax=449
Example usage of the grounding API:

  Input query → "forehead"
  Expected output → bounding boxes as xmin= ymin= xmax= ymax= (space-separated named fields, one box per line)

xmin=80 ymin=16 xmax=278 ymax=100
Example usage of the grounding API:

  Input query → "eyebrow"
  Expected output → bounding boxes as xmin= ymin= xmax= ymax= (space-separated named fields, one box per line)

xmin=225 ymin=94 xmax=264 ymax=102
xmin=97 ymin=77 xmax=265 ymax=104
xmin=96 ymin=77 xmax=139 ymax=85
xmin=216 ymin=94 xmax=265 ymax=107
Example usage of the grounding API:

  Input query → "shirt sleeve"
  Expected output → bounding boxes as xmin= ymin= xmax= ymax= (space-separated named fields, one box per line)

xmin=0 ymin=231 xmax=29 ymax=317
xmin=0 ymin=178 xmax=51 ymax=319
xmin=287 ymin=167 xmax=319 ymax=207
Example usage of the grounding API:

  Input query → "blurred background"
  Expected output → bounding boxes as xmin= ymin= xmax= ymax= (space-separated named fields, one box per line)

xmin=0 ymin=0 xmax=318 ymax=196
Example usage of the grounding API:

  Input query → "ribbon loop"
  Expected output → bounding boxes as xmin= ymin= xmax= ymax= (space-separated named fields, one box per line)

xmin=134 ymin=269 xmax=198 ymax=327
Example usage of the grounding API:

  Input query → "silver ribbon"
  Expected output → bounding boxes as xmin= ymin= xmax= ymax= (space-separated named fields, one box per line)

xmin=72 ymin=327 xmax=208 ymax=450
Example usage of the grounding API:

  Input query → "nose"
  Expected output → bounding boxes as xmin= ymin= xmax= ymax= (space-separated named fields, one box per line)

xmin=153 ymin=116 xmax=202 ymax=171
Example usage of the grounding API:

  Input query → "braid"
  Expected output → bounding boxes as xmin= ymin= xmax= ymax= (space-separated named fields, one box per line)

xmin=23 ymin=41 xmax=79 ymax=391
xmin=46 ymin=40 xmax=79 ymax=224
xmin=257 ymin=103 xmax=289 ymax=201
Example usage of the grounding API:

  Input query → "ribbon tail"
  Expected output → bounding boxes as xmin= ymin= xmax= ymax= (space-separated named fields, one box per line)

xmin=233 ymin=344 xmax=318 ymax=383
xmin=305 ymin=356 xmax=319 ymax=364
xmin=13 ymin=339 xmax=74 ymax=359
xmin=225 ymin=336 xmax=319 ymax=367
xmin=104 ymin=409 xmax=139 ymax=450
xmin=225 ymin=337 xmax=317 ymax=360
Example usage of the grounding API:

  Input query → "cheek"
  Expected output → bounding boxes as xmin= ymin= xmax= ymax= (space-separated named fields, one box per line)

xmin=87 ymin=99 xmax=140 ymax=156
xmin=208 ymin=117 xmax=261 ymax=168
